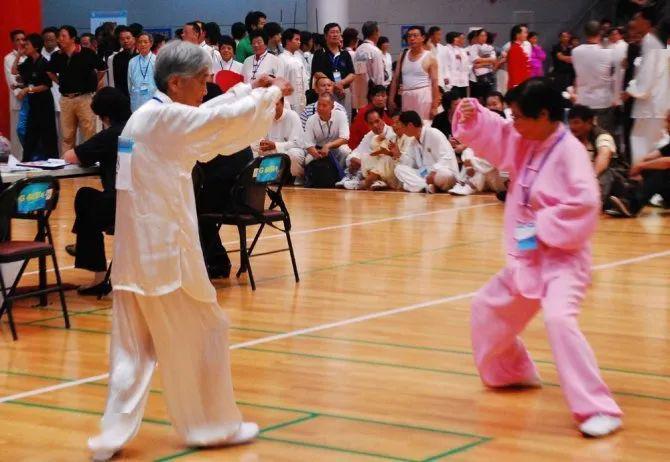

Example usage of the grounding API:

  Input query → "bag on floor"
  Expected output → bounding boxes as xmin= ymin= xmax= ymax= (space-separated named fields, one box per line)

xmin=304 ymin=151 xmax=343 ymax=188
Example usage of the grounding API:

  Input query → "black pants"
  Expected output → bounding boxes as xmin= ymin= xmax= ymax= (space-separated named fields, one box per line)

xmin=195 ymin=148 xmax=253 ymax=271
xmin=622 ymin=99 xmax=635 ymax=165
xmin=630 ymin=169 xmax=670 ymax=214
xmin=72 ymin=187 xmax=115 ymax=272
xmin=24 ymin=94 xmax=58 ymax=161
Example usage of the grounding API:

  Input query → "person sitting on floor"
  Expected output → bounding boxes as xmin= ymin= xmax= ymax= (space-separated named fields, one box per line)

xmin=345 ymin=107 xmax=400 ymax=190
xmin=608 ymin=109 xmax=670 ymax=217
xmin=303 ymin=93 xmax=351 ymax=178
xmin=348 ymin=85 xmax=393 ymax=150
xmin=62 ymin=87 xmax=130 ymax=296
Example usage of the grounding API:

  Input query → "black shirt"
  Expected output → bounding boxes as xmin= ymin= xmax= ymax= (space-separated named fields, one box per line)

xmin=47 ymin=46 xmax=106 ymax=95
xmin=310 ymin=47 xmax=355 ymax=84
xmin=112 ymin=49 xmax=137 ymax=97
xmin=74 ymin=123 xmax=124 ymax=195
xmin=551 ymin=44 xmax=574 ymax=76
xmin=431 ymin=111 xmax=452 ymax=139
xmin=18 ymin=55 xmax=54 ymax=108
xmin=660 ymin=143 xmax=670 ymax=158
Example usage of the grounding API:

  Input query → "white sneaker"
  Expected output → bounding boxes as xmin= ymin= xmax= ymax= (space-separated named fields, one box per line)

xmin=336 ymin=172 xmax=360 ymax=188
xmin=649 ymin=193 xmax=664 ymax=208
xmin=579 ymin=414 xmax=622 ymax=437
xmin=449 ymin=183 xmax=473 ymax=196
xmin=224 ymin=422 xmax=259 ymax=446
xmin=425 ymin=184 xmax=437 ymax=194
xmin=370 ymin=180 xmax=388 ymax=191
xmin=343 ymin=177 xmax=362 ymax=190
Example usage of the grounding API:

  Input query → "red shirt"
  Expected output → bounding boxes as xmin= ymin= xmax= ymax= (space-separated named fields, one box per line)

xmin=215 ymin=70 xmax=244 ymax=93
xmin=507 ymin=42 xmax=531 ymax=90
xmin=348 ymin=104 xmax=394 ymax=149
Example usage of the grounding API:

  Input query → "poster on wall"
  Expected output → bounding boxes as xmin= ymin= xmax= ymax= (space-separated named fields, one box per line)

xmin=90 ymin=10 xmax=128 ymax=32
xmin=145 ymin=28 xmax=173 ymax=40
xmin=400 ymin=25 xmax=412 ymax=49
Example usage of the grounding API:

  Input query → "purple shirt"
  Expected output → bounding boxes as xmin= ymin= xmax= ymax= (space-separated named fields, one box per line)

xmin=530 ymin=45 xmax=547 ymax=77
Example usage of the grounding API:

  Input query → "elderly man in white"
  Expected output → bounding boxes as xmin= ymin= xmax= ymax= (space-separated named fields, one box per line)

xmin=87 ymin=41 xmax=291 ymax=461
xmin=279 ymin=28 xmax=307 ymax=113
xmin=393 ymin=110 xmax=459 ymax=193
xmin=303 ymin=93 xmax=351 ymax=170
xmin=252 ymin=97 xmax=305 ymax=178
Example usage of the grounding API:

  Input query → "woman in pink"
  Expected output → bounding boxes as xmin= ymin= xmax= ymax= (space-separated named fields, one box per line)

xmin=528 ymin=32 xmax=547 ymax=77
xmin=452 ymin=78 xmax=622 ymax=437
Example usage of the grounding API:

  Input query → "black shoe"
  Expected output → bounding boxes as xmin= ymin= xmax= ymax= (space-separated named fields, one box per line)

xmin=208 ymin=264 xmax=232 ymax=279
xmin=608 ymin=195 xmax=635 ymax=218
xmin=65 ymin=244 xmax=77 ymax=257
xmin=496 ymin=190 xmax=507 ymax=202
xmin=77 ymin=280 xmax=112 ymax=296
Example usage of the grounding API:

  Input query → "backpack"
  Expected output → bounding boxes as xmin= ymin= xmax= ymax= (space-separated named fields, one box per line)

xmin=304 ymin=151 xmax=344 ymax=188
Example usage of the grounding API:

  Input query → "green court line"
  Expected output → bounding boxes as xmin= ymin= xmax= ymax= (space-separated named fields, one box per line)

xmin=254 ymin=435 xmax=413 ymax=461
xmin=423 ymin=438 xmax=492 ymax=462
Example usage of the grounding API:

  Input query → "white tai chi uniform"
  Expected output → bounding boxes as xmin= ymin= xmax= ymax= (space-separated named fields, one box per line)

xmin=251 ymin=106 xmax=305 ymax=177
xmin=279 ymin=50 xmax=308 ymax=113
xmin=626 ymin=33 xmax=670 ymax=164
xmin=242 ymin=51 xmax=284 ymax=83
xmin=395 ymin=125 xmax=459 ymax=192
xmin=3 ymin=50 xmax=26 ymax=158
xmin=349 ymin=124 xmax=399 ymax=188
xmin=455 ymin=147 xmax=507 ymax=193
xmin=88 ymin=83 xmax=282 ymax=456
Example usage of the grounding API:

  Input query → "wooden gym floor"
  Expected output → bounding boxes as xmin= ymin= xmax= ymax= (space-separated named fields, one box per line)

xmin=0 ymin=177 xmax=669 ymax=461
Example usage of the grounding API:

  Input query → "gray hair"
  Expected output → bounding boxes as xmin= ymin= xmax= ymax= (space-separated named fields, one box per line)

xmin=318 ymin=92 xmax=335 ymax=105
xmin=154 ymin=40 xmax=211 ymax=92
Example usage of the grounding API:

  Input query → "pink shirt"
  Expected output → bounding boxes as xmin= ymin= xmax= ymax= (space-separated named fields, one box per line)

xmin=530 ymin=45 xmax=546 ymax=77
xmin=452 ymin=100 xmax=600 ymax=298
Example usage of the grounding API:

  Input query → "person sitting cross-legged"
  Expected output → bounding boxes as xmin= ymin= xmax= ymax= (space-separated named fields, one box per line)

xmin=346 ymin=107 xmax=400 ymax=190
xmin=303 ymin=92 xmax=351 ymax=178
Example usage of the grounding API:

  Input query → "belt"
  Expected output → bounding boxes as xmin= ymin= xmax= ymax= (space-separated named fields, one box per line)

xmin=61 ymin=92 xmax=90 ymax=98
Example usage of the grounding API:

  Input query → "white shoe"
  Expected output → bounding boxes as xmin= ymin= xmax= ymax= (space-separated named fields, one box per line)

xmin=343 ymin=178 xmax=362 ymax=190
xmin=336 ymin=172 xmax=360 ymax=188
xmin=293 ymin=176 xmax=304 ymax=186
xmin=425 ymin=184 xmax=437 ymax=194
xmin=370 ymin=180 xmax=388 ymax=191
xmin=224 ymin=422 xmax=259 ymax=446
xmin=579 ymin=414 xmax=622 ymax=437
xmin=649 ymin=193 xmax=664 ymax=208
xmin=88 ymin=437 xmax=118 ymax=462
xmin=448 ymin=183 xmax=471 ymax=196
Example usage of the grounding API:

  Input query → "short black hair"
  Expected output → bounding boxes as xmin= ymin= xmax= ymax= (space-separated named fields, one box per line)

xmin=528 ymin=31 xmax=539 ymax=40
xmin=116 ymin=25 xmax=132 ymax=37
xmin=313 ymin=33 xmax=326 ymax=49
xmin=428 ymin=26 xmax=441 ymax=36
xmin=584 ymin=20 xmax=601 ymax=38
xmin=300 ymin=30 xmax=312 ymax=46
xmin=231 ymin=22 xmax=246 ymax=40
xmin=41 ymin=27 xmax=58 ymax=36
xmin=90 ymin=87 xmax=131 ymax=125
xmin=80 ymin=32 xmax=95 ymax=41
xmin=185 ymin=21 xmax=201 ymax=35
xmin=377 ymin=36 xmax=389 ymax=47
xmin=405 ymin=25 xmax=426 ymax=39
xmin=59 ymin=25 xmax=77 ymax=39
xmin=175 ymin=28 xmax=183 ymax=39
xmin=399 ymin=111 xmax=422 ymax=127
xmin=323 ymin=23 xmax=341 ymax=35
xmin=446 ymin=31 xmax=460 ymax=44
xmin=135 ymin=31 xmax=153 ymax=42
xmin=244 ymin=11 xmax=267 ymax=33
xmin=635 ymin=6 xmax=658 ymax=27
xmin=281 ymin=28 xmax=300 ymax=47
xmin=265 ymin=22 xmax=283 ymax=38
xmin=567 ymin=104 xmax=595 ymax=121
xmin=25 ymin=33 xmax=43 ymax=51
xmin=600 ymin=18 xmax=612 ymax=25
xmin=10 ymin=29 xmax=25 ymax=41
xmin=219 ymin=35 xmax=236 ymax=52
xmin=370 ymin=84 xmax=388 ymax=96
xmin=505 ymin=77 xmax=566 ymax=122
xmin=486 ymin=91 xmax=505 ymax=105
xmin=362 ymin=21 xmax=379 ymax=39
xmin=365 ymin=107 xmax=384 ymax=122
xmin=128 ymin=23 xmax=143 ymax=37
xmin=467 ymin=29 xmax=478 ymax=42
xmin=249 ymin=29 xmax=268 ymax=45
xmin=510 ymin=24 xmax=524 ymax=42
xmin=342 ymin=27 xmax=358 ymax=47
xmin=441 ymin=90 xmax=462 ymax=110
xmin=609 ymin=26 xmax=624 ymax=36
xmin=204 ymin=22 xmax=222 ymax=43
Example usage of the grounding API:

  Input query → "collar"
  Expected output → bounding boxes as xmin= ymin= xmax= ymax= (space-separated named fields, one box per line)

xmin=152 ymin=91 xmax=173 ymax=104
xmin=418 ymin=126 xmax=428 ymax=146
xmin=200 ymin=41 xmax=208 ymax=48
xmin=275 ymin=107 xmax=289 ymax=122
xmin=254 ymin=51 xmax=268 ymax=61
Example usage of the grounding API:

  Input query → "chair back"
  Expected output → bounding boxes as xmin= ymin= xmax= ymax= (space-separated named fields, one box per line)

xmin=12 ymin=177 xmax=60 ymax=218
xmin=231 ymin=154 xmax=291 ymax=216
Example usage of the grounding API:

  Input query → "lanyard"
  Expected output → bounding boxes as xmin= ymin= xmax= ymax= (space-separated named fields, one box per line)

xmin=152 ymin=96 xmax=163 ymax=103
xmin=222 ymin=58 xmax=234 ymax=71
xmin=252 ymin=52 xmax=267 ymax=79
xmin=319 ymin=119 xmax=333 ymax=140
xmin=328 ymin=51 xmax=342 ymax=71
xmin=139 ymin=54 xmax=153 ymax=81
xmin=519 ymin=129 xmax=567 ymax=208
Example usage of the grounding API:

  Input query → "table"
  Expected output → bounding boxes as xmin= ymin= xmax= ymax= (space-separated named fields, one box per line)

xmin=1 ymin=164 xmax=100 ymax=184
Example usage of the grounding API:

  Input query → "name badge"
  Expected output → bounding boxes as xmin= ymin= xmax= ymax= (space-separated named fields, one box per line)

xmin=139 ymin=83 xmax=149 ymax=95
xmin=333 ymin=70 xmax=342 ymax=83
xmin=515 ymin=222 xmax=538 ymax=251
xmin=419 ymin=167 xmax=429 ymax=178
xmin=116 ymin=137 xmax=134 ymax=191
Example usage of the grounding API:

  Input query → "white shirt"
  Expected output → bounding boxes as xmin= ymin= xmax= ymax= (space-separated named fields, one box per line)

xmin=428 ymin=42 xmax=447 ymax=89
xmin=279 ymin=50 xmax=307 ymax=112
xmin=608 ymin=40 xmax=629 ymax=105
xmin=468 ymin=43 xmax=496 ymax=77
xmin=112 ymin=85 xmax=282 ymax=301
xmin=200 ymin=41 xmax=224 ymax=74
xmin=404 ymin=126 xmax=459 ymax=175
xmin=571 ymin=43 xmax=615 ymax=109
xmin=4 ymin=50 xmax=26 ymax=111
xmin=242 ymin=51 xmax=284 ymax=83
xmin=253 ymin=106 xmax=304 ymax=155
xmin=442 ymin=44 xmax=470 ymax=88
xmin=41 ymin=47 xmax=61 ymax=111
xmin=297 ymin=50 xmax=312 ymax=91
xmin=350 ymin=124 xmax=396 ymax=160
xmin=382 ymin=52 xmax=393 ymax=86
xmin=219 ymin=57 xmax=243 ymax=75
xmin=355 ymin=40 xmax=385 ymax=86
xmin=304 ymin=110 xmax=349 ymax=148
xmin=627 ymin=33 xmax=670 ymax=119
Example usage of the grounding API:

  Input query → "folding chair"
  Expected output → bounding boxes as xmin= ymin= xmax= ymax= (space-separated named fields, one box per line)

xmin=200 ymin=154 xmax=299 ymax=291
xmin=0 ymin=177 xmax=70 ymax=340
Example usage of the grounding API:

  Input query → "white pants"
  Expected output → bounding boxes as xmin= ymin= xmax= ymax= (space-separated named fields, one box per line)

xmin=401 ymin=87 xmax=432 ymax=121
xmin=89 ymin=288 xmax=242 ymax=455
xmin=630 ymin=118 xmax=666 ymax=165
xmin=457 ymin=165 xmax=507 ymax=193
xmin=9 ymin=108 xmax=22 ymax=160
xmin=360 ymin=153 xmax=400 ymax=188
xmin=285 ymin=147 xmax=307 ymax=178
xmin=394 ymin=165 xmax=457 ymax=193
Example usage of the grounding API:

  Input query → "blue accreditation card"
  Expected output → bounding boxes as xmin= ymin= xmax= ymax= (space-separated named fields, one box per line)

xmin=515 ymin=222 xmax=538 ymax=251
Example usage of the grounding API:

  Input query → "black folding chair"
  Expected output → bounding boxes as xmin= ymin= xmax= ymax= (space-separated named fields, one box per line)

xmin=0 ymin=177 xmax=69 ymax=340
xmin=200 ymin=154 xmax=299 ymax=291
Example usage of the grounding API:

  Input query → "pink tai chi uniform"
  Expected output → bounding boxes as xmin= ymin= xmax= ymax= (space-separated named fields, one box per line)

xmin=452 ymin=99 xmax=622 ymax=422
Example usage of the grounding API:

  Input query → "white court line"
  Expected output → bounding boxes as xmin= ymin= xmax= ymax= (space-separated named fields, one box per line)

xmin=22 ymin=202 xmax=497 ymax=276
xmin=1 ymin=247 xmax=668 ymax=405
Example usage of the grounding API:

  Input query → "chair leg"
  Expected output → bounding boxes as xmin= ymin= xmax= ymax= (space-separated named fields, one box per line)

xmin=285 ymin=223 xmax=300 ymax=283
xmin=98 ymin=261 xmax=113 ymax=301
xmin=0 ymin=269 xmax=17 ymax=340
xmin=248 ymin=223 xmax=265 ymax=256
xmin=5 ymin=300 xmax=17 ymax=341
xmin=49 ymin=250 xmax=70 ymax=329
xmin=237 ymin=225 xmax=256 ymax=290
